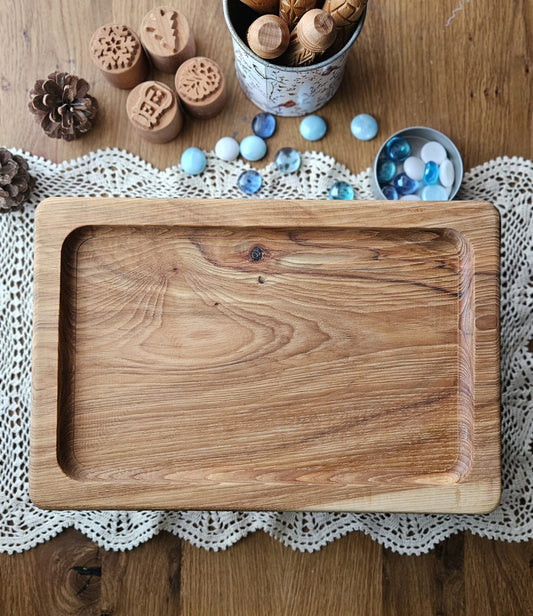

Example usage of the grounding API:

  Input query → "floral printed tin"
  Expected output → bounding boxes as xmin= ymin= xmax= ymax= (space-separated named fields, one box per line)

xmin=222 ymin=0 xmax=366 ymax=117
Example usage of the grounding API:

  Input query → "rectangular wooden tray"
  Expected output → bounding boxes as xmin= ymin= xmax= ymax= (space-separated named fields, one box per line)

xmin=30 ymin=198 xmax=500 ymax=512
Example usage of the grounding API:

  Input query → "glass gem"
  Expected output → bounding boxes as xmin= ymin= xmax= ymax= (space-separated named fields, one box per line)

xmin=385 ymin=137 xmax=411 ymax=162
xmin=393 ymin=172 xmax=418 ymax=195
xmin=381 ymin=185 xmax=399 ymax=200
xmin=420 ymin=140 xmax=447 ymax=164
xmin=180 ymin=147 xmax=206 ymax=175
xmin=299 ymin=115 xmax=327 ymax=141
xmin=252 ymin=112 xmax=276 ymax=138
xmin=237 ymin=170 xmax=263 ymax=195
xmin=400 ymin=194 xmax=421 ymax=201
xmin=439 ymin=158 xmax=455 ymax=187
xmin=328 ymin=181 xmax=355 ymax=200
xmin=350 ymin=113 xmax=378 ymax=141
xmin=239 ymin=135 xmax=267 ymax=161
xmin=376 ymin=158 xmax=396 ymax=184
xmin=423 ymin=161 xmax=439 ymax=185
xmin=420 ymin=184 xmax=449 ymax=201
xmin=274 ymin=147 xmax=301 ymax=174
xmin=403 ymin=156 xmax=425 ymax=181
xmin=214 ymin=136 xmax=240 ymax=162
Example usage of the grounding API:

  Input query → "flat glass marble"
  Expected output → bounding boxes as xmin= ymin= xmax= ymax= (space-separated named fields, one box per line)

xmin=350 ymin=114 xmax=378 ymax=141
xmin=385 ymin=137 xmax=411 ymax=162
xmin=377 ymin=159 xmax=396 ymax=184
xmin=180 ymin=147 xmax=206 ymax=175
xmin=423 ymin=161 xmax=439 ymax=185
xmin=394 ymin=173 xmax=418 ymax=195
xmin=382 ymin=185 xmax=399 ymax=200
xmin=240 ymin=135 xmax=267 ymax=161
xmin=252 ymin=112 xmax=276 ymax=139
xmin=328 ymin=181 xmax=355 ymax=200
xmin=237 ymin=170 xmax=262 ymax=194
xmin=299 ymin=115 xmax=327 ymax=141
xmin=274 ymin=148 xmax=301 ymax=174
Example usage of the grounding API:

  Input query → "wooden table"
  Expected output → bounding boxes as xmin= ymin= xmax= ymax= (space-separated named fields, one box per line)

xmin=1 ymin=0 xmax=532 ymax=613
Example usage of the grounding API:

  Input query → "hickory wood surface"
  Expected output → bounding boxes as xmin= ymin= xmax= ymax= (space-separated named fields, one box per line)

xmin=30 ymin=198 xmax=499 ymax=512
xmin=1 ymin=0 xmax=531 ymax=611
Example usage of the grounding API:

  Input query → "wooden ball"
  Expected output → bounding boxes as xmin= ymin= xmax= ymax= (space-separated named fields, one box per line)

xmin=247 ymin=15 xmax=290 ymax=59
xmin=239 ymin=0 xmax=279 ymax=14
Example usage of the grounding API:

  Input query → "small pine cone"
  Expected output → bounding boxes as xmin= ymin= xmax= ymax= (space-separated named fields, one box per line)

xmin=0 ymin=148 xmax=35 ymax=213
xmin=28 ymin=71 xmax=98 ymax=141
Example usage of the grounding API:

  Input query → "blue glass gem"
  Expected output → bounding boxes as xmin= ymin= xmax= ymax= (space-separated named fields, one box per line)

xmin=274 ymin=147 xmax=301 ymax=174
xmin=382 ymin=185 xmax=399 ymax=200
xmin=237 ymin=170 xmax=263 ymax=195
xmin=423 ymin=160 xmax=439 ymax=185
xmin=328 ymin=181 xmax=355 ymax=200
xmin=385 ymin=137 xmax=411 ymax=162
xmin=420 ymin=184 xmax=449 ymax=201
xmin=376 ymin=158 xmax=396 ymax=184
xmin=299 ymin=115 xmax=327 ymax=141
xmin=393 ymin=173 xmax=418 ymax=195
xmin=252 ymin=112 xmax=276 ymax=139
xmin=350 ymin=113 xmax=378 ymax=141
xmin=180 ymin=147 xmax=206 ymax=175
xmin=239 ymin=135 xmax=267 ymax=161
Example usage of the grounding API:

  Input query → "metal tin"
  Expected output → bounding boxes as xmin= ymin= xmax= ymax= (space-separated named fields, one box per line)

xmin=222 ymin=0 xmax=366 ymax=117
xmin=372 ymin=126 xmax=464 ymax=200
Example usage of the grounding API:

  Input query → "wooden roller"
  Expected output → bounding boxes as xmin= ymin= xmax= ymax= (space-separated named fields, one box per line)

xmin=283 ymin=9 xmax=336 ymax=66
xmin=247 ymin=14 xmax=290 ymax=59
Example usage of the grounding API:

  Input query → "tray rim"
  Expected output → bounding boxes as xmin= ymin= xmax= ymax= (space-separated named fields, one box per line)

xmin=30 ymin=198 xmax=501 ymax=513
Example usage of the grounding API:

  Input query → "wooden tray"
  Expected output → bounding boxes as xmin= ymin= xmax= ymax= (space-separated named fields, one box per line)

xmin=30 ymin=198 xmax=500 ymax=512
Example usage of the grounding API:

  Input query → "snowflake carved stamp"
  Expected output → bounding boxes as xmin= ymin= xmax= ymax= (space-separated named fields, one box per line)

xmin=90 ymin=24 xmax=148 ymax=88
xmin=175 ymin=57 xmax=226 ymax=119
xmin=90 ymin=25 xmax=140 ymax=71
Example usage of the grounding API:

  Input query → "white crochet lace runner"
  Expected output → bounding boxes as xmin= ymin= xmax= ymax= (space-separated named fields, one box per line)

xmin=0 ymin=149 xmax=531 ymax=555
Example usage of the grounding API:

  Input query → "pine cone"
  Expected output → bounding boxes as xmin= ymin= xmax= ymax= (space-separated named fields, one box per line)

xmin=0 ymin=148 xmax=35 ymax=213
xmin=28 ymin=71 xmax=98 ymax=141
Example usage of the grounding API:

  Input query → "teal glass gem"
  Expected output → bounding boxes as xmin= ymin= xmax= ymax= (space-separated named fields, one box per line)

xmin=237 ymin=170 xmax=262 ymax=194
xmin=180 ymin=147 xmax=206 ymax=175
xmin=393 ymin=172 xmax=418 ymax=195
xmin=385 ymin=137 xmax=411 ymax=162
xmin=350 ymin=113 xmax=378 ymax=141
xmin=274 ymin=147 xmax=301 ymax=173
xmin=423 ymin=161 xmax=439 ymax=185
xmin=382 ymin=185 xmax=399 ymax=200
xmin=328 ymin=181 xmax=355 ymax=200
xmin=377 ymin=158 xmax=396 ymax=184
xmin=240 ymin=135 xmax=267 ymax=161
xmin=252 ymin=112 xmax=276 ymax=138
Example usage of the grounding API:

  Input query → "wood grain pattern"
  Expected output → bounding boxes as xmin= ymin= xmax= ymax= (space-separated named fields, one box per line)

xmin=1 ymin=0 xmax=531 ymax=609
xmin=30 ymin=198 xmax=499 ymax=512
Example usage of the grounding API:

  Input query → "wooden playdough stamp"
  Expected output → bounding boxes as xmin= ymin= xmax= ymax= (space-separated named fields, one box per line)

xmin=140 ymin=7 xmax=196 ymax=73
xmin=90 ymin=24 xmax=148 ymax=88
xmin=175 ymin=57 xmax=226 ymax=119
xmin=129 ymin=82 xmax=173 ymax=129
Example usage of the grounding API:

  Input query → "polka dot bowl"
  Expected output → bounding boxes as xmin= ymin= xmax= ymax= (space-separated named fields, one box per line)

xmin=372 ymin=127 xmax=463 ymax=201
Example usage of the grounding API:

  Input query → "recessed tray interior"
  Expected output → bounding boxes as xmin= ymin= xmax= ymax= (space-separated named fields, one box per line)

xmin=57 ymin=224 xmax=474 ymax=487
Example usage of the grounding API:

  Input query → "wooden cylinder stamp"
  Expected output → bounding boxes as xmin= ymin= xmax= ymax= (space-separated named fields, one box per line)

xmin=90 ymin=24 xmax=148 ymax=89
xmin=140 ymin=7 xmax=196 ymax=73
xmin=239 ymin=0 xmax=279 ymax=14
xmin=175 ymin=57 xmax=226 ymax=119
xmin=283 ymin=9 xmax=336 ymax=66
xmin=279 ymin=0 xmax=316 ymax=30
xmin=126 ymin=80 xmax=183 ymax=143
xmin=247 ymin=15 xmax=290 ymax=59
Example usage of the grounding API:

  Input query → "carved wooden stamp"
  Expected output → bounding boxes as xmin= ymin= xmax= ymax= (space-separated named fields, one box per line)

xmin=174 ymin=57 xmax=226 ymax=119
xmin=247 ymin=14 xmax=290 ymax=59
xmin=322 ymin=0 xmax=367 ymax=27
xmin=279 ymin=0 xmax=316 ymax=30
xmin=90 ymin=24 xmax=148 ymax=89
xmin=283 ymin=9 xmax=336 ymax=67
xmin=126 ymin=80 xmax=183 ymax=143
xmin=239 ymin=0 xmax=279 ymax=14
xmin=140 ymin=7 xmax=196 ymax=73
